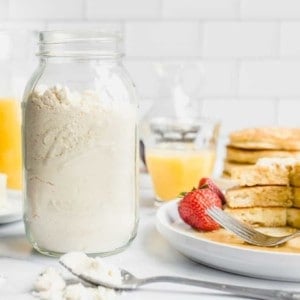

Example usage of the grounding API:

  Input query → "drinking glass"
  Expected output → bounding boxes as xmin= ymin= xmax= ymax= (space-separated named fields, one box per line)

xmin=143 ymin=117 xmax=220 ymax=204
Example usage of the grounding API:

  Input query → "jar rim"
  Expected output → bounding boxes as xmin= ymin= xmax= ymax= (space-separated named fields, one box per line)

xmin=39 ymin=30 xmax=122 ymax=44
xmin=38 ymin=30 xmax=123 ymax=58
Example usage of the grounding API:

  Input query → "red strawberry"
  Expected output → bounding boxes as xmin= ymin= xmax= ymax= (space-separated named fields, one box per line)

xmin=178 ymin=187 xmax=221 ymax=231
xmin=198 ymin=177 xmax=226 ymax=204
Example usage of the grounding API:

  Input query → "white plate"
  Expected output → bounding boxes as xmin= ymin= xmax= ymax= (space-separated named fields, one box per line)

xmin=0 ymin=191 xmax=22 ymax=224
xmin=156 ymin=200 xmax=300 ymax=282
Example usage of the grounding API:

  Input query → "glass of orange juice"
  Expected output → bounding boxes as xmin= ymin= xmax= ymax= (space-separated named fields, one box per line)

xmin=144 ymin=118 xmax=220 ymax=203
xmin=0 ymin=99 xmax=22 ymax=190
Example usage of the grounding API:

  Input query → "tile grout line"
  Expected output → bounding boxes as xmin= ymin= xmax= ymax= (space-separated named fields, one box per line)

xmin=82 ymin=0 xmax=87 ymax=21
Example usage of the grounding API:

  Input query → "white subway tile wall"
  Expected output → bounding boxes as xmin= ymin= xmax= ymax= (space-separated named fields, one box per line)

xmin=241 ymin=0 xmax=300 ymax=20
xmin=86 ymin=0 xmax=161 ymax=19
xmin=1 ymin=0 xmax=300 ymax=137
xmin=125 ymin=21 xmax=202 ymax=57
xmin=202 ymin=99 xmax=277 ymax=134
xmin=203 ymin=22 xmax=279 ymax=58
xmin=278 ymin=99 xmax=300 ymax=126
xmin=239 ymin=61 xmax=300 ymax=97
xmin=0 ymin=0 xmax=9 ymax=20
xmin=9 ymin=0 xmax=85 ymax=20
xmin=280 ymin=22 xmax=300 ymax=56
xmin=162 ymin=0 xmax=239 ymax=19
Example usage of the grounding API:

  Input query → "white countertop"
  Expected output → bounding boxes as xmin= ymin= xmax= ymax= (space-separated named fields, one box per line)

xmin=1 ymin=174 xmax=300 ymax=300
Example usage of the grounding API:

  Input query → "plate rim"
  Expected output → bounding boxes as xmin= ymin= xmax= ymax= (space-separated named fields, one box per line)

xmin=0 ymin=192 xmax=22 ymax=224
xmin=156 ymin=200 xmax=300 ymax=257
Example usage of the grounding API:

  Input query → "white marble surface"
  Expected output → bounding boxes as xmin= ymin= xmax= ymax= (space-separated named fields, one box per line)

xmin=1 ymin=174 xmax=300 ymax=300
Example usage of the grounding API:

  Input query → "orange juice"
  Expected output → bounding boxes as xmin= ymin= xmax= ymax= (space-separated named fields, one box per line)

xmin=0 ymin=99 xmax=22 ymax=190
xmin=146 ymin=147 xmax=216 ymax=201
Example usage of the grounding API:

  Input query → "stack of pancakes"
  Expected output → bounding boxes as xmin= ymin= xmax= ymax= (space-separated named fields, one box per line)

xmin=224 ymin=157 xmax=300 ymax=228
xmin=223 ymin=127 xmax=300 ymax=177
xmin=289 ymin=161 xmax=300 ymax=228
xmin=222 ymin=127 xmax=300 ymax=229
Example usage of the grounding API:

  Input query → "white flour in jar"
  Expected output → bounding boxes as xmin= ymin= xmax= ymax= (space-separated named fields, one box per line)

xmin=24 ymin=85 xmax=137 ymax=254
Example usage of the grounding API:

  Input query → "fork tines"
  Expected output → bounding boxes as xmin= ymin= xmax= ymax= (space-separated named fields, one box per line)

xmin=206 ymin=207 xmax=280 ymax=246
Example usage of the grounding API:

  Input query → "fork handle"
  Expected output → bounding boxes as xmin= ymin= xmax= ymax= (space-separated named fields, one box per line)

xmin=138 ymin=276 xmax=297 ymax=300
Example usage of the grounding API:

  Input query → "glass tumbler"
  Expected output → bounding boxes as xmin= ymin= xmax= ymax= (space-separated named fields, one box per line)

xmin=143 ymin=117 xmax=220 ymax=203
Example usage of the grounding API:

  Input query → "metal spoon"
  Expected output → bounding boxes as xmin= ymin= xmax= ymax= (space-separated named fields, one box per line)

xmin=59 ymin=260 xmax=300 ymax=300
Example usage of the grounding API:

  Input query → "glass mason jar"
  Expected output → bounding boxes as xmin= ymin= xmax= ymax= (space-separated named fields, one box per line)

xmin=22 ymin=31 xmax=138 ymax=256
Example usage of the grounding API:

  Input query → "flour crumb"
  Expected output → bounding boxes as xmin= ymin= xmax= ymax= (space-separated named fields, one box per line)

xmin=33 ymin=254 xmax=119 ymax=300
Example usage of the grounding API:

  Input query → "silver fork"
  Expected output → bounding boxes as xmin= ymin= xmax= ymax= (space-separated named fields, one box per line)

xmin=207 ymin=206 xmax=300 ymax=247
xmin=59 ymin=260 xmax=300 ymax=300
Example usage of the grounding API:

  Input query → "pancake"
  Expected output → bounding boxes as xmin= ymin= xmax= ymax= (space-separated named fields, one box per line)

xmin=287 ymin=208 xmax=300 ymax=229
xmin=223 ymin=160 xmax=253 ymax=176
xmin=229 ymin=158 xmax=292 ymax=187
xmin=290 ymin=161 xmax=300 ymax=187
xmin=229 ymin=127 xmax=300 ymax=150
xmin=293 ymin=188 xmax=300 ymax=207
xmin=224 ymin=207 xmax=287 ymax=227
xmin=225 ymin=186 xmax=293 ymax=208
xmin=226 ymin=146 xmax=300 ymax=164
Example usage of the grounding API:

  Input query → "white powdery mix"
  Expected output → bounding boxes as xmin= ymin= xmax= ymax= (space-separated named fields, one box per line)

xmin=24 ymin=86 xmax=137 ymax=253
xmin=33 ymin=267 xmax=65 ymax=300
xmin=64 ymin=284 xmax=116 ymax=300
xmin=33 ymin=253 xmax=119 ymax=300
xmin=60 ymin=252 xmax=122 ymax=285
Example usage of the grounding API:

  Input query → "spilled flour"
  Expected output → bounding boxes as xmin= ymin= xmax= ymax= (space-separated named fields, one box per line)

xmin=33 ymin=252 xmax=121 ymax=300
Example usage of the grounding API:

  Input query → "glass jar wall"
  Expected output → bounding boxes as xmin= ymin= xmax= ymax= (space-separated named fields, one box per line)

xmin=0 ymin=30 xmax=35 ymax=190
xmin=22 ymin=31 xmax=138 ymax=256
